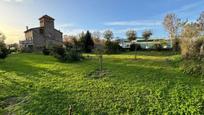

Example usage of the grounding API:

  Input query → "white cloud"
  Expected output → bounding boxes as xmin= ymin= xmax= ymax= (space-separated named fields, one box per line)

xmin=0 ymin=23 xmax=25 ymax=44
xmin=1 ymin=0 xmax=26 ymax=2
xmin=175 ymin=1 xmax=204 ymax=13
xmin=57 ymin=23 xmax=76 ymax=28
xmin=159 ymin=1 xmax=204 ymax=18
xmin=104 ymin=20 xmax=162 ymax=26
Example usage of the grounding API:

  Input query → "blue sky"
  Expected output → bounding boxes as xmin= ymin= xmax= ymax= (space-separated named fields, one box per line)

xmin=0 ymin=0 xmax=204 ymax=43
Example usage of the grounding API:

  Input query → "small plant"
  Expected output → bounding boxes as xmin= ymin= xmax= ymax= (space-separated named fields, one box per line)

xmin=0 ymin=42 xmax=9 ymax=59
xmin=181 ymin=60 xmax=204 ymax=77
xmin=105 ymin=41 xmax=122 ymax=54
xmin=42 ymin=48 xmax=50 ymax=55
xmin=154 ymin=43 xmax=162 ymax=51
xmin=52 ymin=46 xmax=83 ymax=62
xmin=130 ymin=44 xmax=141 ymax=51
xmin=62 ymin=49 xmax=83 ymax=62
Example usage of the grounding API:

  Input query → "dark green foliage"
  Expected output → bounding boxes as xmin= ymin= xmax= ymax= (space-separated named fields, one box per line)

xmin=52 ymin=46 xmax=65 ymax=57
xmin=0 ymin=42 xmax=8 ymax=59
xmin=130 ymin=44 xmax=141 ymax=51
xmin=61 ymin=49 xmax=83 ymax=62
xmin=21 ymin=47 xmax=33 ymax=53
xmin=42 ymin=48 xmax=50 ymax=55
xmin=52 ymin=46 xmax=83 ymax=62
xmin=172 ymin=38 xmax=180 ymax=51
xmin=80 ymin=31 xmax=94 ymax=53
xmin=181 ymin=60 xmax=204 ymax=77
xmin=105 ymin=41 xmax=122 ymax=54
xmin=154 ymin=44 xmax=163 ymax=51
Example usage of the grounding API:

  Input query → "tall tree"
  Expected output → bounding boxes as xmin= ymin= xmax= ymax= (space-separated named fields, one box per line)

xmin=163 ymin=13 xmax=181 ymax=47
xmin=126 ymin=30 xmax=137 ymax=41
xmin=0 ymin=32 xmax=8 ymax=59
xmin=81 ymin=31 xmax=94 ymax=53
xmin=142 ymin=30 xmax=152 ymax=41
xmin=198 ymin=11 xmax=204 ymax=32
xmin=0 ymin=32 xmax=6 ymax=43
xmin=103 ymin=30 xmax=113 ymax=41
xmin=92 ymin=31 xmax=101 ymax=40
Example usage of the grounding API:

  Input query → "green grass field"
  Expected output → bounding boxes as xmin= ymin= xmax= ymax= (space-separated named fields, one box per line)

xmin=0 ymin=51 xmax=204 ymax=114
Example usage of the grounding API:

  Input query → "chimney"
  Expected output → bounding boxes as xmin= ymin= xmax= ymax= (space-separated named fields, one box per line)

xmin=26 ymin=26 xmax=29 ymax=30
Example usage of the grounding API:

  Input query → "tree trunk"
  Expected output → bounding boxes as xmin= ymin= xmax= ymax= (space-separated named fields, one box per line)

xmin=134 ymin=44 xmax=137 ymax=60
xmin=200 ymin=43 xmax=204 ymax=57
xmin=99 ymin=54 xmax=103 ymax=71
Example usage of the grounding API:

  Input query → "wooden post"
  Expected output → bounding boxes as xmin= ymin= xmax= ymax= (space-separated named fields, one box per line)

xmin=99 ymin=54 xmax=103 ymax=72
xmin=134 ymin=44 xmax=137 ymax=60
xmin=68 ymin=105 xmax=73 ymax=115
xmin=200 ymin=44 xmax=204 ymax=57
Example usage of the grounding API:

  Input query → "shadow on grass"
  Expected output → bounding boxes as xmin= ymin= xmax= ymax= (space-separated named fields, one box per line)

xmin=125 ymin=51 xmax=179 ymax=56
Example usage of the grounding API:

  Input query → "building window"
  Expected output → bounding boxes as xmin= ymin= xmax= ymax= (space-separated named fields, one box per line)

xmin=40 ymin=28 xmax=44 ymax=34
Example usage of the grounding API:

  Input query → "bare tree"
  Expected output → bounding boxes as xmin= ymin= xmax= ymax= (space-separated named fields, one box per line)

xmin=0 ymin=32 xmax=6 ymax=43
xmin=103 ymin=30 xmax=113 ymax=41
xmin=198 ymin=11 xmax=204 ymax=32
xmin=180 ymin=23 xmax=201 ymax=58
xmin=142 ymin=30 xmax=152 ymax=41
xmin=126 ymin=30 xmax=137 ymax=41
xmin=163 ymin=13 xmax=181 ymax=47
xmin=92 ymin=31 xmax=101 ymax=40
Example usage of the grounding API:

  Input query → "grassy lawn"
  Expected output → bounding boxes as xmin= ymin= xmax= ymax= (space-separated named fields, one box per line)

xmin=0 ymin=51 xmax=204 ymax=114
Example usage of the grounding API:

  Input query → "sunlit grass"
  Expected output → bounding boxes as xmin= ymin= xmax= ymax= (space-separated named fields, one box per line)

xmin=0 ymin=51 xmax=204 ymax=114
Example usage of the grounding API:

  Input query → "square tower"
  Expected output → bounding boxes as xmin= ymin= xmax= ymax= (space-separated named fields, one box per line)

xmin=39 ymin=15 xmax=55 ymax=29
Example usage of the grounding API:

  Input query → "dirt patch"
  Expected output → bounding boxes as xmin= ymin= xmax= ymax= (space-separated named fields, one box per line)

xmin=87 ymin=69 xmax=110 ymax=78
xmin=0 ymin=96 xmax=18 ymax=109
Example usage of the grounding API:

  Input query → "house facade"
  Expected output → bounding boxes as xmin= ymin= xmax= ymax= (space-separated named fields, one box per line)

xmin=19 ymin=15 xmax=63 ymax=51
xmin=118 ymin=38 xmax=172 ymax=49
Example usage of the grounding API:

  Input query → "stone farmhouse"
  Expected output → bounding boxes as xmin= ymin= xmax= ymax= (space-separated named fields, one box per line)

xmin=19 ymin=15 xmax=63 ymax=51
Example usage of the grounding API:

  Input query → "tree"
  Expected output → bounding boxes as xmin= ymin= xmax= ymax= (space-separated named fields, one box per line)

xmin=63 ymin=35 xmax=80 ymax=51
xmin=92 ymin=31 xmax=101 ymax=40
xmin=180 ymin=22 xmax=201 ymax=58
xmin=0 ymin=32 xmax=8 ymax=59
xmin=126 ymin=30 xmax=137 ymax=41
xmin=103 ymin=30 xmax=113 ymax=41
xmin=142 ymin=30 xmax=152 ymax=41
xmin=198 ymin=11 xmax=204 ymax=32
xmin=0 ymin=32 xmax=6 ymax=42
xmin=80 ymin=31 xmax=94 ymax=53
xmin=163 ymin=13 xmax=181 ymax=47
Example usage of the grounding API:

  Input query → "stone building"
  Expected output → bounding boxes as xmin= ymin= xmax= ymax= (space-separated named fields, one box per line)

xmin=19 ymin=15 xmax=63 ymax=51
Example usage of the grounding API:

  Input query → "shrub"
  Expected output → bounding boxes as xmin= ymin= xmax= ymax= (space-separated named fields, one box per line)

xmin=105 ymin=41 xmax=122 ymax=54
xmin=21 ymin=47 xmax=33 ymax=53
xmin=130 ymin=44 xmax=141 ymax=51
xmin=61 ymin=49 xmax=83 ymax=62
xmin=172 ymin=38 xmax=180 ymax=51
xmin=195 ymin=36 xmax=204 ymax=58
xmin=181 ymin=60 xmax=204 ymax=77
xmin=52 ymin=46 xmax=65 ymax=57
xmin=42 ymin=48 xmax=50 ymax=55
xmin=0 ymin=42 xmax=8 ymax=59
xmin=154 ymin=43 xmax=162 ymax=51
xmin=52 ymin=46 xmax=83 ymax=62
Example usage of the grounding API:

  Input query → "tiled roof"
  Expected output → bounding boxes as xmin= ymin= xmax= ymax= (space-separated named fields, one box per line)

xmin=39 ymin=15 xmax=55 ymax=20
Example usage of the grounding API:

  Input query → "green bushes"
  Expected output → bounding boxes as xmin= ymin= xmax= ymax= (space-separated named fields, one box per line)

xmin=105 ymin=41 xmax=122 ymax=54
xmin=0 ymin=42 xmax=9 ymax=59
xmin=130 ymin=44 xmax=141 ymax=51
xmin=154 ymin=44 xmax=163 ymax=51
xmin=52 ymin=46 xmax=83 ymax=62
xmin=42 ymin=48 xmax=50 ymax=55
xmin=61 ymin=49 xmax=83 ymax=62
xmin=181 ymin=60 xmax=204 ymax=77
